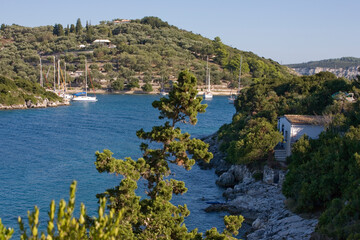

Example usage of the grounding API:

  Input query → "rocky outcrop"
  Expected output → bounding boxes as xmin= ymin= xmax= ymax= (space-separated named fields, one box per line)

xmin=203 ymin=134 xmax=318 ymax=240
xmin=0 ymin=99 xmax=70 ymax=110
xmin=199 ymin=134 xmax=232 ymax=175
xmin=292 ymin=66 xmax=360 ymax=79
xmin=216 ymin=165 xmax=252 ymax=187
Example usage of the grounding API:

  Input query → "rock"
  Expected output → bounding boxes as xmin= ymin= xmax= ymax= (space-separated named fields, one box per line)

xmin=252 ymin=217 xmax=265 ymax=230
xmin=229 ymin=165 xmax=253 ymax=182
xmin=216 ymin=171 xmax=235 ymax=187
xmin=199 ymin=134 xmax=232 ymax=174
xmin=292 ymin=65 xmax=360 ymax=80
xmin=26 ymin=100 xmax=32 ymax=108
xmin=262 ymin=165 xmax=287 ymax=186
xmin=203 ymin=133 xmax=318 ymax=240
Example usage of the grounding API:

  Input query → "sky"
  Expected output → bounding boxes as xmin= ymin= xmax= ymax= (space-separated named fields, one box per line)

xmin=1 ymin=0 xmax=359 ymax=64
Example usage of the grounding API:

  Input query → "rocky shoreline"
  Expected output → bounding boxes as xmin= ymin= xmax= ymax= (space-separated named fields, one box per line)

xmin=201 ymin=134 xmax=318 ymax=240
xmin=0 ymin=99 xmax=70 ymax=110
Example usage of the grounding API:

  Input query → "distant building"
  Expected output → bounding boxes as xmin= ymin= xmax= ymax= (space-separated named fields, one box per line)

xmin=275 ymin=115 xmax=326 ymax=161
xmin=113 ymin=19 xmax=131 ymax=24
xmin=70 ymin=71 xmax=83 ymax=78
xmin=93 ymin=39 xmax=111 ymax=47
xmin=79 ymin=44 xmax=86 ymax=48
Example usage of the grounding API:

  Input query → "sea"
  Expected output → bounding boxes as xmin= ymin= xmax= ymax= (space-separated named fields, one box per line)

xmin=0 ymin=94 xmax=241 ymax=237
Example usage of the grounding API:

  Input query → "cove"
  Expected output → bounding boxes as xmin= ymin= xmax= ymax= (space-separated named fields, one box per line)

xmin=0 ymin=94 xmax=235 ymax=236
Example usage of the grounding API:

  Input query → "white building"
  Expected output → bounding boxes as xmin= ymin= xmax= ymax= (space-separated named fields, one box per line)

xmin=92 ymin=39 xmax=111 ymax=46
xmin=275 ymin=115 xmax=326 ymax=161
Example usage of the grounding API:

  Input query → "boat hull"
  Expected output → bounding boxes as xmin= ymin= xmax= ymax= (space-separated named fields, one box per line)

xmin=204 ymin=92 xmax=213 ymax=100
xmin=72 ymin=96 xmax=98 ymax=102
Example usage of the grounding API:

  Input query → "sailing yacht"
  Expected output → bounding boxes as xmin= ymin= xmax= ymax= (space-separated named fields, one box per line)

xmin=204 ymin=56 xmax=213 ymax=100
xmin=72 ymin=59 xmax=97 ymax=102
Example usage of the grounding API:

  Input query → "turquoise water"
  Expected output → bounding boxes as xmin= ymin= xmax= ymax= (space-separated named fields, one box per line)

xmin=0 ymin=94 xmax=236 ymax=236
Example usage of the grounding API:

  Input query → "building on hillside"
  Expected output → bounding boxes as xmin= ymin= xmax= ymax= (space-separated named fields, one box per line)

xmin=92 ymin=39 xmax=116 ymax=48
xmin=93 ymin=39 xmax=111 ymax=47
xmin=113 ymin=19 xmax=131 ymax=24
xmin=275 ymin=115 xmax=326 ymax=161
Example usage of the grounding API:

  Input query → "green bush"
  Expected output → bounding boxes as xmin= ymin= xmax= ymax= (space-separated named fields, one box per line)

xmin=141 ymin=82 xmax=153 ymax=92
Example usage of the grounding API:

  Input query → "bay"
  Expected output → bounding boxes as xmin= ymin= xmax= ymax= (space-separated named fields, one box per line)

xmin=0 ymin=94 xmax=236 ymax=236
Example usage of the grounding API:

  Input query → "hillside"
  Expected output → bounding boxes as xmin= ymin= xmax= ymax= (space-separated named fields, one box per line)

xmin=0 ymin=75 xmax=67 ymax=109
xmin=0 ymin=17 xmax=293 ymax=96
xmin=287 ymin=57 xmax=360 ymax=79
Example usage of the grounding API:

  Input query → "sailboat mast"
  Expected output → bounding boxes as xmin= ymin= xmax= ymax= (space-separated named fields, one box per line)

xmin=39 ymin=56 xmax=43 ymax=87
xmin=85 ymin=59 xmax=87 ymax=96
xmin=57 ymin=60 xmax=60 ymax=89
xmin=238 ymin=56 xmax=242 ymax=92
xmin=208 ymin=68 xmax=211 ymax=91
xmin=64 ymin=62 xmax=67 ymax=92
xmin=206 ymin=56 xmax=209 ymax=91
xmin=53 ymin=56 xmax=56 ymax=91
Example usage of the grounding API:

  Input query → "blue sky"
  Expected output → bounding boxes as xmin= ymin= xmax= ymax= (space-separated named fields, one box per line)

xmin=1 ymin=0 xmax=359 ymax=64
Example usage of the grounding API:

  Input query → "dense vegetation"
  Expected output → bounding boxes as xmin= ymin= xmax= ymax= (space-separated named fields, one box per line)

xmin=218 ymin=71 xmax=360 ymax=238
xmin=0 ymin=17 xmax=291 ymax=95
xmin=218 ymin=72 xmax=354 ymax=164
xmin=287 ymin=57 xmax=360 ymax=69
xmin=0 ymin=75 xmax=61 ymax=105
xmin=0 ymin=71 xmax=244 ymax=239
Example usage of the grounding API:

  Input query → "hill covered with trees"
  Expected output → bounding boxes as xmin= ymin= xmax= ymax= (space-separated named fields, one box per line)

xmin=287 ymin=57 xmax=360 ymax=80
xmin=287 ymin=57 xmax=360 ymax=69
xmin=0 ymin=16 xmax=292 ymax=97
xmin=217 ymin=69 xmax=360 ymax=238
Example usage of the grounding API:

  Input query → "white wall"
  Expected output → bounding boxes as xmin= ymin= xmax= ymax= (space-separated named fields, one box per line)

xmin=291 ymin=125 xmax=324 ymax=141
xmin=277 ymin=117 xmax=325 ymax=156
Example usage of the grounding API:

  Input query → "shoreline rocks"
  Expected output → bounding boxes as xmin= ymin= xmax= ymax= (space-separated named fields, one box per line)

xmin=0 ymin=99 xmax=70 ymax=110
xmin=202 ymin=133 xmax=318 ymax=240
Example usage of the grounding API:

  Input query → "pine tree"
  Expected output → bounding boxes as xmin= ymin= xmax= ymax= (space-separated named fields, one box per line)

xmin=95 ymin=70 xmax=244 ymax=239
xmin=75 ymin=18 xmax=82 ymax=34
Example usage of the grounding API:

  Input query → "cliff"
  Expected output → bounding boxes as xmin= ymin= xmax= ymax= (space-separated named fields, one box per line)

xmin=287 ymin=57 xmax=360 ymax=79
xmin=292 ymin=65 xmax=360 ymax=79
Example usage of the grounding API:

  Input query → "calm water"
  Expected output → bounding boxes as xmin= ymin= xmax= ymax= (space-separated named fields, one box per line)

xmin=0 ymin=94 xmax=236 ymax=236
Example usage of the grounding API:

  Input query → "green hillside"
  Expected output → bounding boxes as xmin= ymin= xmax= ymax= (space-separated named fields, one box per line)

xmin=287 ymin=57 xmax=360 ymax=69
xmin=0 ymin=17 xmax=292 ymax=94
xmin=0 ymin=75 xmax=62 ymax=107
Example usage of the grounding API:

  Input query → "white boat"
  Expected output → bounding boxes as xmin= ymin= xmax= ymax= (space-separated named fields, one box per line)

xmin=73 ymin=59 xmax=97 ymax=102
xmin=160 ymin=90 xmax=168 ymax=96
xmin=56 ymin=91 xmax=73 ymax=100
xmin=72 ymin=95 xmax=97 ymax=102
xmin=204 ymin=56 xmax=213 ymax=100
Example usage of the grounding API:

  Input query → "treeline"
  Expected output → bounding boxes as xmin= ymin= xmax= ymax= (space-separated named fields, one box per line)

xmin=0 ymin=17 xmax=292 ymax=92
xmin=287 ymin=57 xmax=360 ymax=69
xmin=218 ymin=71 xmax=360 ymax=238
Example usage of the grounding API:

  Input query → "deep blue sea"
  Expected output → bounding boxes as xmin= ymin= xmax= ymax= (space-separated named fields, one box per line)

xmin=0 ymin=94 xmax=238 ymax=237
